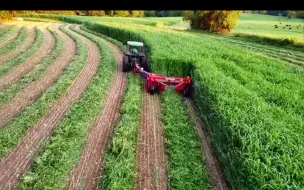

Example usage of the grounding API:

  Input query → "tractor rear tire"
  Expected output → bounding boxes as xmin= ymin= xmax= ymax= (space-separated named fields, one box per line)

xmin=184 ymin=84 xmax=193 ymax=98
xmin=122 ymin=55 xmax=131 ymax=72
xmin=140 ymin=57 xmax=150 ymax=72
xmin=150 ymin=84 xmax=155 ymax=95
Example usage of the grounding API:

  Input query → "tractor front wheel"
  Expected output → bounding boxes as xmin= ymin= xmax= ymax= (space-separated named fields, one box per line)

xmin=122 ymin=55 xmax=131 ymax=72
xmin=183 ymin=84 xmax=193 ymax=98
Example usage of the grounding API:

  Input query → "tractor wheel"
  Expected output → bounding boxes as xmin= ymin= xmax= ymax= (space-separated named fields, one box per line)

xmin=150 ymin=84 xmax=155 ymax=95
xmin=122 ymin=55 xmax=131 ymax=72
xmin=183 ymin=84 xmax=193 ymax=98
xmin=140 ymin=57 xmax=150 ymax=72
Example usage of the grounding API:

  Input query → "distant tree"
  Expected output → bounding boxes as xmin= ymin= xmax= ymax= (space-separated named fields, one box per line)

xmin=183 ymin=10 xmax=242 ymax=33
xmin=295 ymin=11 xmax=304 ymax=19
xmin=113 ymin=10 xmax=130 ymax=17
xmin=156 ymin=10 xmax=169 ymax=17
xmin=288 ymin=10 xmax=297 ymax=19
xmin=131 ymin=11 xmax=144 ymax=17
xmin=144 ymin=11 xmax=156 ymax=17
xmin=259 ymin=10 xmax=267 ymax=14
xmin=0 ymin=11 xmax=12 ymax=20
xmin=168 ymin=10 xmax=182 ymax=17
xmin=86 ymin=10 xmax=106 ymax=16
xmin=75 ymin=10 xmax=86 ymax=16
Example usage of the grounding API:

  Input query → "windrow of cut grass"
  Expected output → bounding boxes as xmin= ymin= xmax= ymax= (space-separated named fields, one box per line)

xmin=0 ymin=25 xmax=17 ymax=42
xmin=0 ymin=24 xmax=86 ymax=159
xmin=23 ymin=14 xmax=304 ymax=189
xmin=18 ymin=24 xmax=117 ymax=190
xmin=0 ymin=27 xmax=43 ymax=77
xmin=161 ymin=90 xmax=213 ymax=190
xmin=100 ymin=74 xmax=142 ymax=190
xmin=0 ymin=26 xmax=62 ymax=107
xmin=0 ymin=26 xmax=28 ymax=57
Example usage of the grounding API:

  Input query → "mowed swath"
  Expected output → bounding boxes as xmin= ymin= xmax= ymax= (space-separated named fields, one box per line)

xmin=0 ymin=23 xmax=38 ymax=65
xmin=0 ymin=24 xmax=76 ymax=127
xmin=0 ymin=23 xmax=100 ymax=189
xmin=135 ymin=93 xmax=168 ymax=190
xmin=67 ymin=29 xmax=128 ymax=190
xmin=0 ymin=25 xmax=22 ymax=49
xmin=0 ymin=24 xmax=56 ymax=89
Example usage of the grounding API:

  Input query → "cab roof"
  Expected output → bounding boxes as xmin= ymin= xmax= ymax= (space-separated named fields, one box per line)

xmin=127 ymin=41 xmax=144 ymax=46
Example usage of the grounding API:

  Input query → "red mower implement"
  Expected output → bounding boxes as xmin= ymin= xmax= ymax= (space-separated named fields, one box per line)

xmin=122 ymin=41 xmax=194 ymax=97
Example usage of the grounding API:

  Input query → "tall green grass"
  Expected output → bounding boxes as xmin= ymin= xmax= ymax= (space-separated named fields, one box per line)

xmin=161 ymin=90 xmax=213 ymax=190
xmin=18 ymin=25 xmax=117 ymax=189
xmin=23 ymin=14 xmax=304 ymax=189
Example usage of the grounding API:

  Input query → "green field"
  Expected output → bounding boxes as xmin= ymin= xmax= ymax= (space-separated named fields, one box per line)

xmin=0 ymin=12 xmax=303 ymax=190
xmin=21 ymin=13 xmax=304 ymax=189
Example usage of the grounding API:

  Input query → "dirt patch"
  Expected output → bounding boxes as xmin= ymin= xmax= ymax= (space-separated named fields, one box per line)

xmin=0 ymin=24 xmax=100 ymax=190
xmin=0 ymin=24 xmax=76 ymax=127
xmin=0 ymin=24 xmax=56 ymax=90
xmin=185 ymin=99 xmax=229 ymax=190
xmin=134 ymin=93 xmax=168 ymax=190
xmin=67 ymin=25 xmax=128 ymax=190
xmin=0 ymin=24 xmax=37 ymax=65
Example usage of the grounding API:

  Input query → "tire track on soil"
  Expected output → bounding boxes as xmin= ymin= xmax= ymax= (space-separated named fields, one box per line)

xmin=67 ymin=30 xmax=128 ymax=190
xmin=135 ymin=93 xmax=168 ymax=190
xmin=0 ymin=24 xmax=56 ymax=90
xmin=0 ymin=24 xmax=37 ymax=65
xmin=185 ymin=99 xmax=229 ymax=190
xmin=0 ymin=24 xmax=100 ymax=190
xmin=0 ymin=24 xmax=76 ymax=127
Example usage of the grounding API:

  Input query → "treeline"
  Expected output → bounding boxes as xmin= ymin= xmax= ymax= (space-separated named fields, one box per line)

xmin=244 ymin=10 xmax=304 ymax=19
xmin=0 ymin=10 xmax=183 ymax=20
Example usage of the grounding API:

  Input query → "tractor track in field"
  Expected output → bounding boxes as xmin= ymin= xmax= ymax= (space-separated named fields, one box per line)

xmin=67 ymin=27 xmax=128 ymax=190
xmin=0 ymin=25 xmax=22 ymax=49
xmin=0 ymin=24 xmax=76 ymax=127
xmin=0 ymin=24 xmax=100 ymax=190
xmin=0 ymin=24 xmax=37 ymax=65
xmin=185 ymin=99 xmax=229 ymax=190
xmin=0 ymin=25 xmax=56 ymax=90
xmin=135 ymin=93 xmax=168 ymax=190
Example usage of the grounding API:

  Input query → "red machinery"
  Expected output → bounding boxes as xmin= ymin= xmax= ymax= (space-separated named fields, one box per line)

xmin=133 ymin=63 xmax=193 ymax=97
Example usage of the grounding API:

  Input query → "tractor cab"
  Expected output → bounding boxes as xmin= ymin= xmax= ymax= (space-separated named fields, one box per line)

xmin=122 ymin=41 xmax=150 ymax=72
xmin=125 ymin=41 xmax=145 ymax=57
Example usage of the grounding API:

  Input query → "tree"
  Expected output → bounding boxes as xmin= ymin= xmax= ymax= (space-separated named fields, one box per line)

xmin=145 ymin=11 xmax=156 ymax=17
xmin=86 ymin=10 xmax=106 ymax=16
xmin=295 ymin=11 xmax=304 ymax=19
xmin=0 ymin=11 xmax=12 ymax=20
xmin=131 ymin=11 xmax=144 ymax=17
xmin=259 ymin=10 xmax=267 ymax=14
xmin=113 ymin=10 xmax=130 ymax=17
xmin=168 ymin=10 xmax=182 ymax=17
xmin=183 ymin=10 xmax=242 ymax=33
xmin=288 ymin=10 xmax=297 ymax=19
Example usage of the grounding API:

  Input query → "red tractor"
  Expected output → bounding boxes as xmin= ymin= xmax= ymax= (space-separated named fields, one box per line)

xmin=122 ymin=41 xmax=193 ymax=97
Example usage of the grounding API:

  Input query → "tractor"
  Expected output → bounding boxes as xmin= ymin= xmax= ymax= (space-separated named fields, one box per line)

xmin=122 ymin=41 xmax=150 ymax=72
xmin=122 ymin=41 xmax=194 ymax=97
